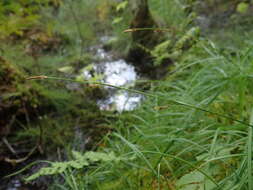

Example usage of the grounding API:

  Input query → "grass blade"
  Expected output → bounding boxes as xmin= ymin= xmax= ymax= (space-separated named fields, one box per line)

xmin=27 ymin=75 xmax=253 ymax=128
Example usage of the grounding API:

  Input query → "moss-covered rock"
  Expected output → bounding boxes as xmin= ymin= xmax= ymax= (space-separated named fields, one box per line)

xmin=0 ymin=56 xmax=42 ymax=137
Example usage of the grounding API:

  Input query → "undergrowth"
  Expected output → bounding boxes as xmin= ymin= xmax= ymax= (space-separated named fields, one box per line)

xmin=20 ymin=40 xmax=253 ymax=190
xmin=2 ymin=0 xmax=253 ymax=189
xmin=96 ymin=42 xmax=253 ymax=190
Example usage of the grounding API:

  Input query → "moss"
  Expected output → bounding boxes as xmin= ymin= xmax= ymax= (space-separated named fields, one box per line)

xmin=0 ymin=55 xmax=110 ymax=155
xmin=0 ymin=57 xmax=42 ymax=136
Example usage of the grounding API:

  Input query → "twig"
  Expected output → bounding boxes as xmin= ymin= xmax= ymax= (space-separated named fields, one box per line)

xmin=1 ymin=115 xmax=17 ymax=155
xmin=2 ymin=137 xmax=17 ymax=155
xmin=3 ymin=112 xmax=44 ymax=165
xmin=4 ymin=146 xmax=37 ymax=165
xmin=37 ymin=122 xmax=44 ymax=154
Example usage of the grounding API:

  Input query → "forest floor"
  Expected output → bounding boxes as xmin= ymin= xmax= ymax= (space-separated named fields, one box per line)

xmin=1 ymin=0 xmax=253 ymax=189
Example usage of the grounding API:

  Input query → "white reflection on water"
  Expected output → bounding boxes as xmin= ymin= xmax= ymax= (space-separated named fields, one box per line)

xmin=83 ymin=45 xmax=142 ymax=112
xmin=103 ymin=59 xmax=136 ymax=87
xmin=98 ymin=91 xmax=142 ymax=112
xmin=96 ymin=48 xmax=111 ymax=60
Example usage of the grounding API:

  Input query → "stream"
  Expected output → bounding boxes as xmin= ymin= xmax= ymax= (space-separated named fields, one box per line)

xmin=84 ymin=37 xmax=143 ymax=112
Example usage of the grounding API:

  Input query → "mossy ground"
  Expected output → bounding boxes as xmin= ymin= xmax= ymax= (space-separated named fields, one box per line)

xmin=0 ymin=2 xmax=113 ymax=187
xmin=1 ymin=0 xmax=253 ymax=189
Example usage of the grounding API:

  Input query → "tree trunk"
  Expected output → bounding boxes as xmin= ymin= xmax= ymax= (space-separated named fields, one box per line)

xmin=130 ymin=0 xmax=157 ymax=47
xmin=127 ymin=0 xmax=161 ymax=75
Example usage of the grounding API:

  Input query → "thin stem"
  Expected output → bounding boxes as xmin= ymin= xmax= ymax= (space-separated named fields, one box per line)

xmin=67 ymin=0 xmax=85 ymax=58
xmin=124 ymin=27 xmax=174 ymax=33
xmin=27 ymin=75 xmax=253 ymax=128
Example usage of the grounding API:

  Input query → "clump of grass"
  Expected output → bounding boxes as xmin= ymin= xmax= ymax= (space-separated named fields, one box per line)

xmin=83 ymin=43 xmax=252 ymax=190
xmin=6 ymin=0 xmax=253 ymax=188
xmin=21 ymin=40 xmax=253 ymax=189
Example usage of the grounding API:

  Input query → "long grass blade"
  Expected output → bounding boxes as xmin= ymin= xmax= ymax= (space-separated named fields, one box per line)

xmin=27 ymin=75 xmax=253 ymax=128
xmin=114 ymin=133 xmax=157 ymax=177
xmin=248 ymin=128 xmax=252 ymax=189
xmin=123 ymin=27 xmax=173 ymax=33
xmin=248 ymin=108 xmax=253 ymax=189
xmin=142 ymin=150 xmax=219 ymax=187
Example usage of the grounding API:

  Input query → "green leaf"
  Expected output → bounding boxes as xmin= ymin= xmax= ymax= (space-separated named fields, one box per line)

xmin=58 ymin=66 xmax=74 ymax=73
xmin=72 ymin=150 xmax=84 ymax=160
xmin=75 ymin=75 xmax=84 ymax=82
xmin=236 ymin=2 xmax=249 ymax=14
xmin=85 ymin=151 xmax=119 ymax=162
xmin=68 ymin=160 xmax=89 ymax=169
xmin=2 ymin=92 xmax=22 ymax=99
xmin=112 ymin=17 xmax=123 ymax=24
xmin=176 ymin=170 xmax=216 ymax=190
xmin=116 ymin=1 xmax=128 ymax=12
xmin=25 ymin=151 xmax=120 ymax=182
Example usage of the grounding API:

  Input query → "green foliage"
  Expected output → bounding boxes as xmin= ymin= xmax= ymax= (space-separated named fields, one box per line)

xmin=71 ymin=42 xmax=253 ymax=189
xmin=22 ymin=40 xmax=253 ymax=189
xmin=110 ymin=0 xmax=132 ymax=54
xmin=116 ymin=0 xmax=128 ymax=12
xmin=236 ymin=2 xmax=249 ymax=14
xmin=0 ymin=0 xmax=51 ymax=39
xmin=174 ymin=27 xmax=200 ymax=51
xmin=149 ymin=0 xmax=189 ymax=27
xmin=112 ymin=1 xmax=128 ymax=25
xmin=151 ymin=40 xmax=172 ymax=66
xmin=25 ymin=151 xmax=121 ymax=181
xmin=58 ymin=66 xmax=74 ymax=74
xmin=150 ymin=27 xmax=200 ymax=66
xmin=3 ymin=0 xmax=253 ymax=189
xmin=0 ymin=0 xmax=112 ymax=160
xmin=0 ymin=56 xmax=44 ymax=126
xmin=176 ymin=169 xmax=216 ymax=190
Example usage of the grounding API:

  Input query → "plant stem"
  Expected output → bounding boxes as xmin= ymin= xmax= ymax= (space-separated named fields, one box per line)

xmin=27 ymin=75 xmax=253 ymax=128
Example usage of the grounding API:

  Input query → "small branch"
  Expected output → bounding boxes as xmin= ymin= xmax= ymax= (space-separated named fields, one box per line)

xmin=2 ymin=137 xmax=17 ymax=155
xmin=3 ymin=112 xmax=44 ymax=165
xmin=4 ymin=146 xmax=37 ymax=165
